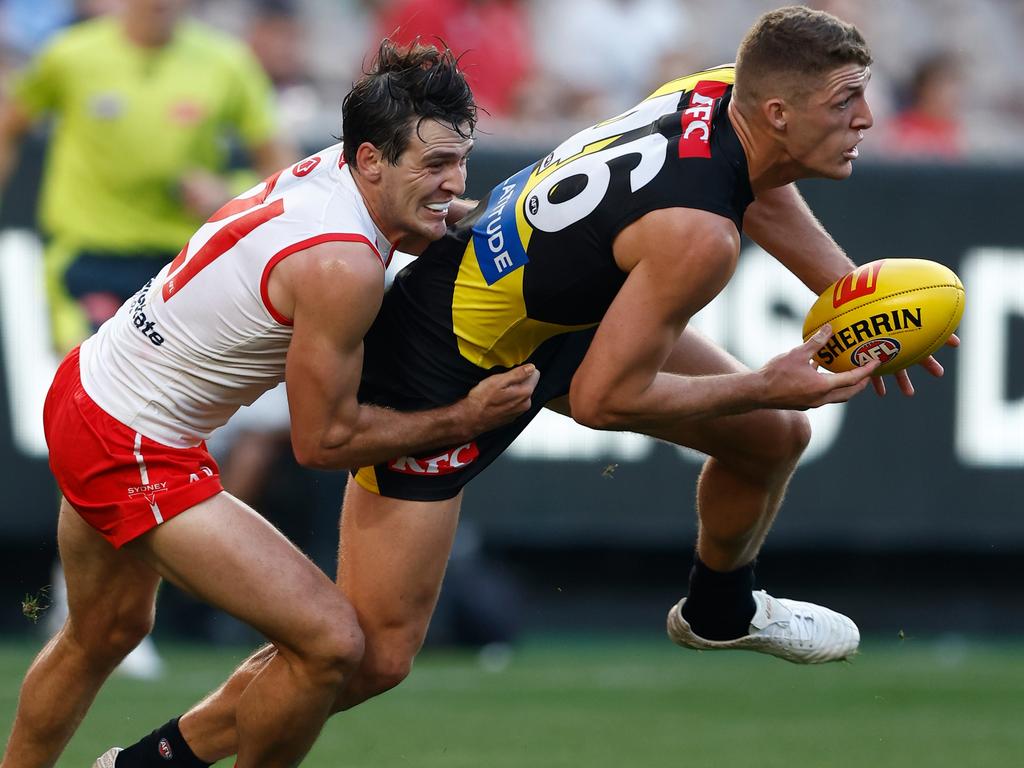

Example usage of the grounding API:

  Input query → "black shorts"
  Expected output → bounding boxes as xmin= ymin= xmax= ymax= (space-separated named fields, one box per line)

xmin=353 ymin=311 xmax=596 ymax=501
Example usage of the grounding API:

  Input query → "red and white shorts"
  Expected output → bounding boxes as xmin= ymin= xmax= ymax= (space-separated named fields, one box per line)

xmin=43 ymin=347 xmax=223 ymax=548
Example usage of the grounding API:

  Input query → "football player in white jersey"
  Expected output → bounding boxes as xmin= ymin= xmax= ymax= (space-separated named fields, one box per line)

xmin=0 ymin=42 xmax=539 ymax=768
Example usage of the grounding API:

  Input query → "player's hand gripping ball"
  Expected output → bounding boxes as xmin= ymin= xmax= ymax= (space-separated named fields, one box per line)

xmin=802 ymin=259 xmax=965 ymax=376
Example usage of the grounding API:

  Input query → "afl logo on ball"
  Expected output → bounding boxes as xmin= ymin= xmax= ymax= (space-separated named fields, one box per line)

xmin=158 ymin=738 xmax=174 ymax=760
xmin=852 ymin=338 xmax=901 ymax=367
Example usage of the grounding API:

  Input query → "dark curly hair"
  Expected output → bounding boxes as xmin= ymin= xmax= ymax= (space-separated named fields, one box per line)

xmin=342 ymin=40 xmax=477 ymax=166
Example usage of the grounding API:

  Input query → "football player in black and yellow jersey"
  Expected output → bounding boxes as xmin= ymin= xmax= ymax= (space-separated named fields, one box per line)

xmin=106 ymin=8 xmax=957 ymax=765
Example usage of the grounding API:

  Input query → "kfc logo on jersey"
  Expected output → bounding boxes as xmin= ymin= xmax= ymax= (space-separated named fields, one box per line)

xmin=293 ymin=156 xmax=321 ymax=177
xmin=678 ymin=81 xmax=729 ymax=159
xmin=388 ymin=443 xmax=480 ymax=475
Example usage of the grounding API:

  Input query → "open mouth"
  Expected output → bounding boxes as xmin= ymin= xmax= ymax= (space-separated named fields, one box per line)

xmin=425 ymin=201 xmax=451 ymax=216
xmin=843 ymin=133 xmax=865 ymax=161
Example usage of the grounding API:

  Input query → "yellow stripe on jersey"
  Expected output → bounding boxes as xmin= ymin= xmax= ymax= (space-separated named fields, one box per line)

xmin=526 ymin=135 xmax=620 ymax=188
xmin=354 ymin=466 xmax=381 ymax=495
xmin=453 ymin=239 xmax=594 ymax=369
xmin=647 ymin=65 xmax=735 ymax=100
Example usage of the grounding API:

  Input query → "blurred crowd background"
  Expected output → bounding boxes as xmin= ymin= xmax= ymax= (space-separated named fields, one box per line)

xmin=0 ymin=0 xmax=1020 ymax=657
xmin=2 ymin=0 xmax=1022 ymax=161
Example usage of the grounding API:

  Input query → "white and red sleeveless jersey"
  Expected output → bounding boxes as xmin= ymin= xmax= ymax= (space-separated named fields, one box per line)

xmin=78 ymin=144 xmax=393 ymax=448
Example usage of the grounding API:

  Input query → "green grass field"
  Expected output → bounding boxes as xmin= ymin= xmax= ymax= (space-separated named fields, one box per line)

xmin=1 ymin=635 xmax=1021 ymax=767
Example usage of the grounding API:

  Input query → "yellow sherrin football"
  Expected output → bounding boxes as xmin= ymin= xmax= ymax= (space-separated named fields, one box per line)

xmin=802 ymin=258 xmax=965 ymax=376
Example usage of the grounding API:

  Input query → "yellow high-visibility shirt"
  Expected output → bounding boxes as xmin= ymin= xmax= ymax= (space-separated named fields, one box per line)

xmin=12 ymin=15 xmax=277 ymax=251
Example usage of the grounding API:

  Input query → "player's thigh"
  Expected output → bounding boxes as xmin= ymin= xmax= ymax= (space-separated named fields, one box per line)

xmin=645 ymin=327 xmax=809 ymax=465
xmin=337 ymin=478 xmax=460 ymax=645
xmin=58 ymin=498 xmax=161 ymax=644
xmin=128 ymin=492 xmax=357 ymax=654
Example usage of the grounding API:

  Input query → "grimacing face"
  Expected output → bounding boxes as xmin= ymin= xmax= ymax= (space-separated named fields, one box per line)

xmin=375 ymin=119 xmax=473 ymax=245
xmin=781 ymin=64 xmax=874 ymax=180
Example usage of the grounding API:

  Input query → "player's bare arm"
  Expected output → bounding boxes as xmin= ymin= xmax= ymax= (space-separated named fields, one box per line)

xmin=569 ymin=207 xmax=875 ymax=431
xmin=273 ymin=241 xmax=538 ymax=469
xmin=249 ymin=137 xmax=301 ymax=178
xmin=743 ymin=183 xmax=855 ymax=293
xmin=180 ymin=139 xmax=298 ymax=219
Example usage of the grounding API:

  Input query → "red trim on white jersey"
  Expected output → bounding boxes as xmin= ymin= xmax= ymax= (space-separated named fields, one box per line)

xmin=79 ymin=143 xmax=394 ymax=448
xmin=208 ymin=170 xmax=284 ymax=222
xmin=260 ymin=233 xmax=383 ymax=325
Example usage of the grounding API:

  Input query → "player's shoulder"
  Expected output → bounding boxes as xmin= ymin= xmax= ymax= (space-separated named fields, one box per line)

xmin=278 ymin=234 xmax=387 ymax=303
xmin=646 ymin=64 xmax=735 ymax=101
xmin=274 ymin=145 xmax=349 ymax=212
xmin=271 ymin=147 xmax=390 ymax=261
xmin=622 ymin=204 xmax=741 ymax=257
xmin=34 ymin=15 xmax=118 ymax=61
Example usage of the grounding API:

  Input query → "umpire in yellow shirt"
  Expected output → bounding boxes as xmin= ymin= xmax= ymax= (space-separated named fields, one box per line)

xmin=0 ymin=0 xmax=295 ymax=351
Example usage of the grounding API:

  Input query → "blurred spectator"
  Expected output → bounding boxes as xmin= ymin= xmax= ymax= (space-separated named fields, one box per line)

xmin=884 ymin=51 xmax=964 ymax=160
xmin=531 ymin=0 xmax=694 ymax=123
xmin=0 ymin=0 xmax=296 ymax=352
xmin=245 ymin=0 xmax=324 ymax=145
xmin=375 ymin=0 xmax=537 ymax=126
xmin=0 ymin=0 xmax=118 ymax=83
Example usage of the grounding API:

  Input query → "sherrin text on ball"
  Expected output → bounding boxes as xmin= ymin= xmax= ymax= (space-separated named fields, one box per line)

xmin=802 ymin=258 xmax=964 ymax=376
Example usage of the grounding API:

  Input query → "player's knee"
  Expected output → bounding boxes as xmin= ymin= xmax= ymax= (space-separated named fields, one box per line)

xmin=295 ymin=616 xmax=366 ymax=688
xmin=742 ymin=410 xmax=811 ymax=468
xmin=66 ymin=607 xmax=155 ymax=664
xmin=105 ymin=610 xmax=156 ymax=660
xmin=714 ymin=410 xmax=810 ymax=483
xmin=771 ymin=410 xmax=812 ymax=464
xmin=357 ymin=653 xmax=415 ymax=700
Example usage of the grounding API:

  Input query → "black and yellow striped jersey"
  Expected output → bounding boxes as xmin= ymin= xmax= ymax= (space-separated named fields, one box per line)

xmin=360 ymin=66 xmax=754 ymax=411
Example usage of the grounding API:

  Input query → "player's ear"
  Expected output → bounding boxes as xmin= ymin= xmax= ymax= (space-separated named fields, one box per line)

xmin=354 ymin=142 xmax=384 ymax=180
xmin=764 ymin=97 xmax=787 ymax=130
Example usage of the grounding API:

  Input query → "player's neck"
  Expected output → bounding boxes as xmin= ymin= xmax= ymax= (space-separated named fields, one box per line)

xmin=121 ymin=11 xmax=178 ymax=49
xmin=349 ymin=167 xmax=398 ymax=245
xmin=727 ymin=99 xmax=802 ymax=194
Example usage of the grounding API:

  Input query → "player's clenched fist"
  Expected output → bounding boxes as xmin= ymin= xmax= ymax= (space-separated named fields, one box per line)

xmin=463 ymin=364 xmax=540 ymax=433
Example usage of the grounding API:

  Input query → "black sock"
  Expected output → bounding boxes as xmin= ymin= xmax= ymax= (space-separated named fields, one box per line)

xmin=679 ymin=557 xmax=757 ymax=641
xmin=114 ymin=717 xmax=211 ymax=768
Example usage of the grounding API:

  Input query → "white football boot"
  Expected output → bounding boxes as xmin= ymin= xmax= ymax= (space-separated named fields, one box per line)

xmin=667 ymin=590 xmax=860 ymax=664
xmin=91 ymin=747 xmax=122 ymax=768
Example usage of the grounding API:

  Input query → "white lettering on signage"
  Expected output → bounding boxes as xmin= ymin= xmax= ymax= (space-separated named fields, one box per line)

xmin=955 ymin=247 xmax=1024 ymax=466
